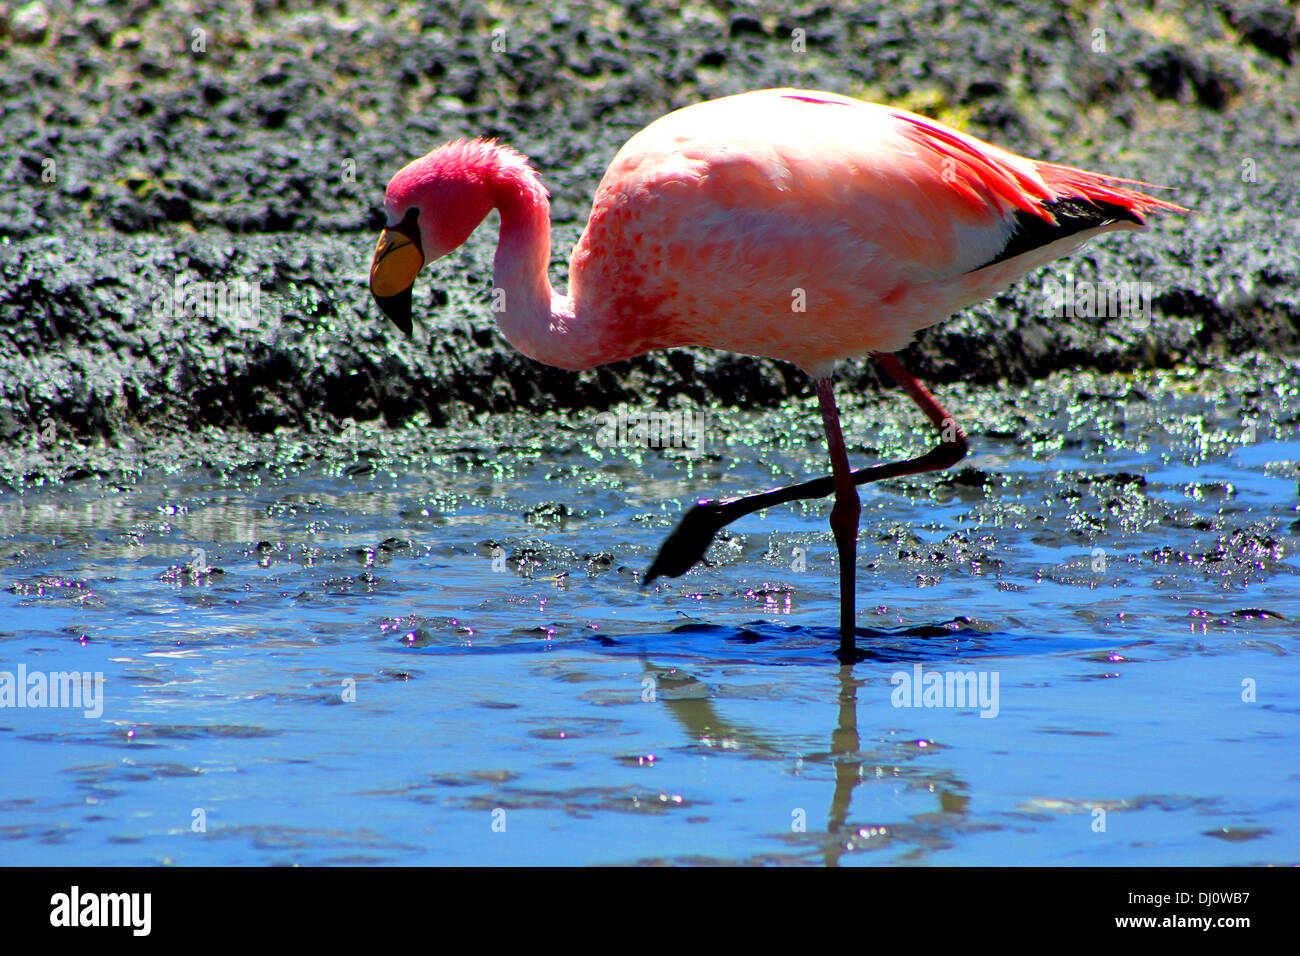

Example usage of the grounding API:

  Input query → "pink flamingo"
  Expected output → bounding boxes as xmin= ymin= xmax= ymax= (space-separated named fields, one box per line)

xmin=369 ymin=88 xmax=1182 ymax=661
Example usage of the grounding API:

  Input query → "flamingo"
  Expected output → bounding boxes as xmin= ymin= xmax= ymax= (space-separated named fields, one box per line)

xmin=369 ymin=88 xmax=1183 ymax=661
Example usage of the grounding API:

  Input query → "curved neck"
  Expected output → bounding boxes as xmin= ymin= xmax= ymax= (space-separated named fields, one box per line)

xmin=491 ymin=183 xmax=576 ymax=367
xmin=483 ymin=167 xmax=592 ymax=373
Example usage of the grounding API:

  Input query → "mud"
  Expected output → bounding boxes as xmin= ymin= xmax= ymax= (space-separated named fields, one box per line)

xmin=1 ymin=0 xmax=1298 ymax=484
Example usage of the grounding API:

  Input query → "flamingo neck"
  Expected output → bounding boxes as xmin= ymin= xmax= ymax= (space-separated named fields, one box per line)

xmin=490 ymin=165 xmax=597 ymax=371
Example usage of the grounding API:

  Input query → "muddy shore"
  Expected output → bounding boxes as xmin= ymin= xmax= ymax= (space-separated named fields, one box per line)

xmin=2 ymin=0 xmax=1298 ymax=484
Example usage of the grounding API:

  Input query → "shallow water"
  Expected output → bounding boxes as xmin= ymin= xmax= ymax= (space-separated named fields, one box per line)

xmin=1 ymin=366 xmax=1297 ymax=865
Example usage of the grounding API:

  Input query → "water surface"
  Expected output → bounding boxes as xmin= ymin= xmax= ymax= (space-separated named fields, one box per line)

xmin=2 ymin=365 xmax=1297 ymax=865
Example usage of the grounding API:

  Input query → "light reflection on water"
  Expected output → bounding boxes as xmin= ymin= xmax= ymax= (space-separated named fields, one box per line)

xmin=0 ymin=392 xmax=1297 ymax=865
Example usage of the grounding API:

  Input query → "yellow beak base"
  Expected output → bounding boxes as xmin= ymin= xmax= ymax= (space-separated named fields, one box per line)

xmin=369 ymin=215 xmax=424 ymax=336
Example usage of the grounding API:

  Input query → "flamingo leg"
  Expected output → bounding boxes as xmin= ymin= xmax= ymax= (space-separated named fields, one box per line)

xmin=815 ymin=376 xmax=862 ymax=657
xmin=643 ymin=352 xmax=968 ymax=657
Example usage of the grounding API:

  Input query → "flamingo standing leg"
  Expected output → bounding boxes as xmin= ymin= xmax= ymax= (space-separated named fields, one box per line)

xmin=815 ymin=375 xmax=863 ymax=654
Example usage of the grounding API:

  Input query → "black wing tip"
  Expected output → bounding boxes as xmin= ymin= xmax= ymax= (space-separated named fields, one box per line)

xmin=974 ymin=197 xmax=1144 ymax=273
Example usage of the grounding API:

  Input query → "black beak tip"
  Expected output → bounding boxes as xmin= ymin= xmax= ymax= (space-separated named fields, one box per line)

xmin=372 ymin=285 xmax=413 ymax=337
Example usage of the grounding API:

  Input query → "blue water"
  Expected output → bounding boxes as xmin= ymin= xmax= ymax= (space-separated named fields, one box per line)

xmin=1 ymin=378 xmax=1297 ymax=865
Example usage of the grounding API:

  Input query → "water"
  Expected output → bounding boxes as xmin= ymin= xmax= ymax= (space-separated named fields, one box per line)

xmin=1 ymin=366 xmax=1297 ymax=865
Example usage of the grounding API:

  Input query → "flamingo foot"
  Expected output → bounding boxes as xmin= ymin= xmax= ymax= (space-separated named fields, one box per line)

xmin=641 ymin=500 xmax=734 ymax=587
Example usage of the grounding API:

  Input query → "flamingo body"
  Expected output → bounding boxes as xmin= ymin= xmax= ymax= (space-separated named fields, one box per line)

xmin=374 ymin=89 xmax=1179 ymax=377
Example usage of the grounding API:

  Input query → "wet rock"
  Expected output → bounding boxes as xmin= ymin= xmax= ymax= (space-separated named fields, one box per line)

xmin=1135 ymin=44 xmax=1239 ymax=109
xmin=10 ymin=2 xmax=50 ymax=45
xmin=729 ymin=15 xmax=766 ymax=38
xmin=1225 ymin=1 xmax=1299 ymax=63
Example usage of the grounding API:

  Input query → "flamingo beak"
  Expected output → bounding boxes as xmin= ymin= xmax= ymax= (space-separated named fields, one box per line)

xmin=370 ymin=210 xmax=424 ymax=336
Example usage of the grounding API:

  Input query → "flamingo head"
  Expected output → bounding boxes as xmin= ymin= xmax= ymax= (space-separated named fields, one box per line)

xmin=369 ymin=141 xmax=499 ymax=335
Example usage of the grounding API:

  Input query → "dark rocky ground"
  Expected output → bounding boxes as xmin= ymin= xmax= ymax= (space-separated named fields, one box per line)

xmin=1 ymin=0 xmax=1298 ymax=484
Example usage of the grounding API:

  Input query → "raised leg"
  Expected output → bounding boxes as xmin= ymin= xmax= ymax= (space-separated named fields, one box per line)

xmin=870 ymin=352 xmax=966 ymax=445
xmin=643 ymin=352 xmax=968 ymax=656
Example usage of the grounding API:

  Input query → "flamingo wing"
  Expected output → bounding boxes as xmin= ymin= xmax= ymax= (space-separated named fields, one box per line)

xmin=568 ymin=89 xmax=1181 ymax=374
